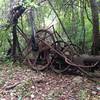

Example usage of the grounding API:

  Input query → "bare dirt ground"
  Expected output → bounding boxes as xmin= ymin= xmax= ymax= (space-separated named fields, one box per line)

xmin=0 ymin=63 xmax=100 ymax=100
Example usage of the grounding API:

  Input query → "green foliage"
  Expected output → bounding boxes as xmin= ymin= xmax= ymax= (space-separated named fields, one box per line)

xmin=79 ymin=90 xmax=88 ymax=100
xmin=0 ymin=0 xmax=99 ymax=57
xmin=23 ymin=0 xmax=38 ymax=8
xmin=0 ymin=29 xmax=9 ymax=57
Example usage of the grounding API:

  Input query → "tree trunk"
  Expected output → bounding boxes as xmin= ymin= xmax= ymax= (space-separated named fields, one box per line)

xmin=12 ymin=24 xmax=17 ymax=62
xmin=90 ymin=0 xmax=100 ymax=55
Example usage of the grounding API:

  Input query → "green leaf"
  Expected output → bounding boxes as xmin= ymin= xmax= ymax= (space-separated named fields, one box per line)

xmin=18 ymin=96 xmax=22 ymax=100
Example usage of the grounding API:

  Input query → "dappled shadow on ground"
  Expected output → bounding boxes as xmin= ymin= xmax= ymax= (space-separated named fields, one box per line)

xmin=0 ymin=64 xmax=100 ymax=100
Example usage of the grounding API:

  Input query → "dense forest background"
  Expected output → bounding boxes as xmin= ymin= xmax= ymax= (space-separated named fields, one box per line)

xmin=0 ymin=0 xmax=99 ymax=58
xmin=0 ymin=0 xmax=100 ymax=99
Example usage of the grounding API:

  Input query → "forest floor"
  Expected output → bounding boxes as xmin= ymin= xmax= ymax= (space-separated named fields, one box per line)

xmin=0 ymin=62 xmax=100 ymax=100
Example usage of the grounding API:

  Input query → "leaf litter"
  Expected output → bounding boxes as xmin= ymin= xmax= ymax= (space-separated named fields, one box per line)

xmin=0 ymin=64 xmax=100 ymax=100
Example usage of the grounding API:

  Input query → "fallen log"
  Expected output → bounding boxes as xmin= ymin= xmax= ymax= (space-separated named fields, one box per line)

xmin=73 ymin=54 xmax=100 ymax=65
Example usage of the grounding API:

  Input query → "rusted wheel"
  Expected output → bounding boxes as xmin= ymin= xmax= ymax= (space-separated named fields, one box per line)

xmin=62 ymin=44 xmax=99 ymax=76
xmin=50 ymin=41 xmax=71 ymax=73
xmin=51 ymin=41 xmax=67 ymax=52
xmin=62 ymin=43 xmax=82 ymax=61
xmin=28 ymin=29 xmax=55 ymax=71
xmin=62 ymin=43 xmax=83 ymax=73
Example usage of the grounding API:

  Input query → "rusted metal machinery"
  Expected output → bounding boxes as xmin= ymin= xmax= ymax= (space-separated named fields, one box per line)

xmin=15 ymin=27 xmax=100 ymax=78
xmin=7 ymin=5 xmax=100 ymax=78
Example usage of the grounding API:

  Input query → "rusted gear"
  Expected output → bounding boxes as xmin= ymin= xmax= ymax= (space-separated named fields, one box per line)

xmin=50 ymin=41 xmax=71 ymax=73
xmin=63 ymin=43 xmax=83 ymax=74
xmin=62 ymin=43 xmax=82 ymax=61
